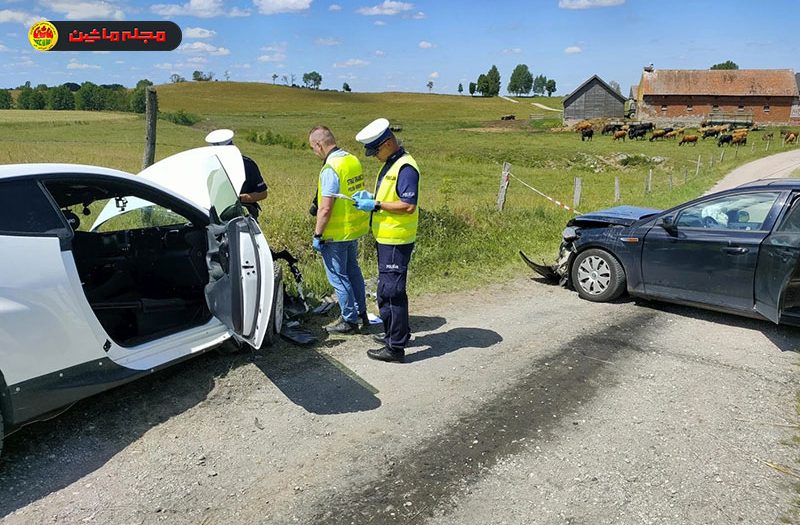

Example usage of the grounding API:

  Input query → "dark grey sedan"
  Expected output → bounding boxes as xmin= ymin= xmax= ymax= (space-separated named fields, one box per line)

xmin=522 ymin=179 xmax=800 ymax=325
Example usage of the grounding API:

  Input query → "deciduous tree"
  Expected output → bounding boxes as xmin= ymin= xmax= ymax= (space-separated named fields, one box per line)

xmin=302 ymin=71 xmax=323 ymax=89
xmin=545 ymin=78 xmax=557 ymax=96
xmin=342 ymin=82 xmax=351 ymax=92
xmin=710 ymin=60 xmax=739 ymax=70
xmin=508 ymin=64 xmax=533 ymax=96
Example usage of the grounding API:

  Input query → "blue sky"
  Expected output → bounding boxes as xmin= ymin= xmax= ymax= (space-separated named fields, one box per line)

xmin=1 ymin=0 xmax=798 ymax=95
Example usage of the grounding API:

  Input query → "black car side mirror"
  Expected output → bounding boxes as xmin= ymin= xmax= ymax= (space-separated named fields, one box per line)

xmin=659 ymin=216 xmax=678 ymax=235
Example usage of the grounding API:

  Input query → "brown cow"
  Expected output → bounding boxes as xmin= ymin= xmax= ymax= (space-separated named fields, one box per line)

xmin=649 ymin=129 xmax=667 ymax=141
xmin=574 ymin=121 xmax=593 ymax=132
xmin=787 ymin=133 xmax=798 ymax=144
xmin=664 ymin=130 xmax=678 ymax=140
xmin=679 ymin=135 xmax=698 ymax=146
xmin=676 ymin=127 xmax=686 ymax=135
xmin=613 ymin=130 xmax=626 ymax=141
xmin=732 ymin=134 xmax=747 ymax=146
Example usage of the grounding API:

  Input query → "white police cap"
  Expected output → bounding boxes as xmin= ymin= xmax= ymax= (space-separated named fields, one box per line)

xmin=205 ymin=129 xmax=234 ymax=146
xmin=356 ymin=118 xmax=393 ymax=156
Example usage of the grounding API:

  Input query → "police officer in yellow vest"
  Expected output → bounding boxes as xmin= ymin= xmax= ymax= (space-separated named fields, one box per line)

xmin=353 ymin=118 xmax=420 ymax=363
xmin=309 ymin=126 xmax=371 ymax=334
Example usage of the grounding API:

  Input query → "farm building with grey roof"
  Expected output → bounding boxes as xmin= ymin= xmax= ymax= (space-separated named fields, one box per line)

xmin=562 ymin=75 xmax=626 ymax=125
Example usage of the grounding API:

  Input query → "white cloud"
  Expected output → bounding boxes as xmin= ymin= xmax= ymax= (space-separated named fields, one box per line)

xmin=47 ymin=1 xmax=125 ymax=20
xmin=411 ymin=11 xmax=425 ymax=19
xmin=67 ymin=58 xmax=100 ymax=69
xmin=151 ymin=0 xmax=247 ymax=18
xmin=233 ymin=63 xmax=251 ymax=69
xmin=338 ymin=73 xmax=357 ymax=80
xmin=253 ymin=0 xmax=311 ymax=14
xmin=0 ymin=9 xmax=42 ymax=26
xmin=333 ymin=58 xmax=368 ymax=68
xmin=502 ymin=47 xmax=522 ymax=54
xmin=179 ymin=41 xmax=230 ymax=55
xmin=374 ymin=49 xmax=385 ymax=56
xmin=558 ymin=0 xmax=624 ymax=8
xmin=564 ymin=45 xmax=582 ymax=54
xmin=315 ymin=37 xmax=340 ymax=46
xmin=373 ymin=20 xmax=386 ymax=26
xmin=114 ymin=59 xmax=124 ymax=64
xmin=328 ymin=3 xmax=342 ymax=10
xmin=418 ymin=40 xmax=433 ymax=49
xmin=154 ymin=62 xmax=173 ymax=70
xmin=186 ymin=55 xmax=207 ymax=63
xmin=356 ymin=0 xmax=414 ymax=16
xmin=0 ymin=44 xmax=7 ymax=52
xmin=184 ymin=26 xmax=216 ymax=38
xmin=258 ymin=42 xmax=287 ymax=62
xmin=428 ymin=71 xmax=439 ymax=79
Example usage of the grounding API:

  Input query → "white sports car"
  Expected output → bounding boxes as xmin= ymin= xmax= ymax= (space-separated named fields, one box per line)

xmin=0 ymin=145 xmax=282 ymax=456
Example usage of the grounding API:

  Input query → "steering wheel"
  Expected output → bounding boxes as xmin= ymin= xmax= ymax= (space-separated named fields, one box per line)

xmin=702 ymin=215 xmax=719 ymax=227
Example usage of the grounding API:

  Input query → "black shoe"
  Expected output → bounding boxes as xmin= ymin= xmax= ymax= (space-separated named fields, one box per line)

xmin=325 ymin=318 xmax=359 ymax=334
xmin=372 ymin=333 xmax=386 ymax=345
xmin=367 ymin=346 xmax=405 ymax=363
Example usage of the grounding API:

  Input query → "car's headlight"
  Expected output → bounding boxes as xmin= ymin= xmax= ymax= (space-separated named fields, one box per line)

xmin=562 ymin=226 xmax=578 ymax=241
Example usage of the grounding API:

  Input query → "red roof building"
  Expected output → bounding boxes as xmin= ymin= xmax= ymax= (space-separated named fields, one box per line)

xmin=635 ymin=68 xmax=800 ymax=125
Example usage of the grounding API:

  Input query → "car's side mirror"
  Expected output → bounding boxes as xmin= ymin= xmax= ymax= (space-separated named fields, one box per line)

xmin=659 ymin=216 xmax=678 ymax=235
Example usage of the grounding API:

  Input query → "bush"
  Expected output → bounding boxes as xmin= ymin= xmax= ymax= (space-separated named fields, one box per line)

xmin=159 ymin=109 xmax=200 ymax=126
xmin=243 ymin=129 xmax=306 ymax=150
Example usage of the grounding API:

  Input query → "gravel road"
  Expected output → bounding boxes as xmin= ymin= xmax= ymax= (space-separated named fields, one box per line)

xmin=1 ymin=278 xmax=798 ymax=525
xmin=705 ymin=147 xmax=800 ymax=194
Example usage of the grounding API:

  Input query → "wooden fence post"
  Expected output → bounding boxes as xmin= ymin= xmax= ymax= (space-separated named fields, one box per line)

xmin=751 ymin=143 xmax=755 ymax=153
xmin=695 ymin=155 xmax=701 ymax=178
xmin=496 ymin=162 xmax=511 ymax=211
xmin=142 ymin=87 xmax=158 ymax=170
xmin=614 ymin=176 xmax=620 ymax=203
xmin=719 ymin=149 xmax=725 ymax=162
xmin=734 ymin=145 xmax=739 ymax=158
xmin=646 ymin=169 xmax=652 ymax=193
xmin=709 ymin=155 xmax=714 ymax=168
xmin=573 ymin=177 xmax=582 ymax=209
xmin=766 ymin=139 xmax=771 ymax=151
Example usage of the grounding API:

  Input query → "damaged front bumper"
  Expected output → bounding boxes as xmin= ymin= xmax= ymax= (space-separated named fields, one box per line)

xmin=519 ymin=240 xmax=575 ymax=286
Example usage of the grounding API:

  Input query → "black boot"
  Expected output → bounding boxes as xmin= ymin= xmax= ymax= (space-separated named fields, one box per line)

xmin=367 ymin=346 xmax=405 ymax=363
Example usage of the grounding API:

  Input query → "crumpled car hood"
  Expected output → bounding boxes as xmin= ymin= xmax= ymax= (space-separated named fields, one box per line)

xmin=569 ymin=205 xmax=661 ymax=227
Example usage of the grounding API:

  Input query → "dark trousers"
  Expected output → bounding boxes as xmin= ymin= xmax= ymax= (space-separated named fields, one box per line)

xmin=376 ymin=242 xmax=414 ymax=351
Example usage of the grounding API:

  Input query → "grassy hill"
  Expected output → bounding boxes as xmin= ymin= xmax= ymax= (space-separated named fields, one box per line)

xmin=0 ymin=82 xmax=786 ymax=297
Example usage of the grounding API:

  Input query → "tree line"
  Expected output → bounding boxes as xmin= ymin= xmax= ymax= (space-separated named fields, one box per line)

xmin=465 ymin=64 xmax=557 ymax=97
xmin=0 ymin=79 xmax=158 ymax=112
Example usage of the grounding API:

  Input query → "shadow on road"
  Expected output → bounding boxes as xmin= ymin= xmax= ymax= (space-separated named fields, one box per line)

xmin=406 ymin=327 xmax=504 ymax=363
xmin=633 ymin=299 xmax=800 ymax=352
xmin=252 ymin=345 xmax=381 ymax=415
xmin=0 ymin=349 xmax=242 ymax=519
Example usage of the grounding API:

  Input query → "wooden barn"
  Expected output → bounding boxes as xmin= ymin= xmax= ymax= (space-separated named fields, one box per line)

xmin=562 ymin=75 xmax=626 ymax=124
xmin=635 ymin=68 xmax=800 ymax=125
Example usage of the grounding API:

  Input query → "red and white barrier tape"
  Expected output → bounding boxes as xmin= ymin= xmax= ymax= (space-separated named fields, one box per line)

xmin=507 ymin=173 xmax=581 ymax=215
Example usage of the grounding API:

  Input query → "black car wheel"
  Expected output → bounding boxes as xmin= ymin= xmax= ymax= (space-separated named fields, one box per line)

xmin=571 ymin=249 xmax=626 ymax=302
xmin=263 ymin=267 xmax=284 ymax=347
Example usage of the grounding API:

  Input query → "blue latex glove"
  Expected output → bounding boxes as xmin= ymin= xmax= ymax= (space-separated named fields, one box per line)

xmin=353 ymin=197 xmax=377 ymax=212
xmin=312 ymin=236 xmax=324 ymax=252
xmin=352 ymin=190 xmax=374 ymax=200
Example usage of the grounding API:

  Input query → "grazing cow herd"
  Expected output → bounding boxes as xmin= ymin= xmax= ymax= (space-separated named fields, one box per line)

xmin=573 ymin=119 xmax=800 ymax=149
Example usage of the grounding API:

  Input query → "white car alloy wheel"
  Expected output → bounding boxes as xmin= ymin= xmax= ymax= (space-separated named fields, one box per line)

xmin=577 ymin=255 xmax=611 ymax=295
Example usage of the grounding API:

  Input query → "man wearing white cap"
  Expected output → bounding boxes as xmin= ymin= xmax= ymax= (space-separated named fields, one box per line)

xmin=205 ymin=129 xmax=269 ymax=219
xmin=353 ymin=118 xmax=420 ymax=363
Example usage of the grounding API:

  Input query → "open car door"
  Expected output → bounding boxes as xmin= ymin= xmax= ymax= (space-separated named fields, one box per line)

xmin=130 ymin=147 xmax=273 ymax=348
xmin=202 ymin=154 xmax=273 ymax=348
xmin=754 ymin=196 xmax=800 ymax=324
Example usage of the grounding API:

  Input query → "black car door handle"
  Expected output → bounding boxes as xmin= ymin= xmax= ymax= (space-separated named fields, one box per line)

xmin=722 ymin=247 xmax=749 ymax=255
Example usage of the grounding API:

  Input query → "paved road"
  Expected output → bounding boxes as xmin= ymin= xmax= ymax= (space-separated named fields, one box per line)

xmin=0 ymin=279 xmax=797 ymax=525
xmin=705 ymin=147 xmax=800 ymax=194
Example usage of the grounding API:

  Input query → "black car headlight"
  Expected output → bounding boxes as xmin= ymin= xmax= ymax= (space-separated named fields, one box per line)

xmin=562 ymin=226 xmax=579 ymax=241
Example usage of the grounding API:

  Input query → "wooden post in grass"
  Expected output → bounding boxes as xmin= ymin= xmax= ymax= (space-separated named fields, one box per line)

xmin=646 ymin=169 xmax=652 ymax=193
xmin=142 ymin=87 xmax=158 ymax=170
xmin=614 ymin=176 xmax=620 ymax=202
xmin=695 ymin=155 xmax=701 ymax=178
xmin=719 ymin=149 xmax=725 ymax=163
xmin=751 ymin=143 xmax=755 ymax=153
xmin=709 ymin=155 xmax=714 ymax=168
xmin=496 ymin=162 xmax=511 ymax=211
xmin=766 ymin=138 xmax=771 ymax=151
xmin=734 ymin=145 xmax=739 ymax=158
xmin=782 ymin=136 xmax=786 ymax=148
xmin=573 ymin=177 xmax=582 ymax=209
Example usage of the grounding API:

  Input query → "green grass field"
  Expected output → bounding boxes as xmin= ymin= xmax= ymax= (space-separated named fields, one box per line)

xmin=1 ymin=82 xmax=795 ymax=298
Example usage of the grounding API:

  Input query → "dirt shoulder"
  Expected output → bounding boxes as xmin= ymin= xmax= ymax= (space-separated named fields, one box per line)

xmin=1 ymin=278 xmax=798 ymax=524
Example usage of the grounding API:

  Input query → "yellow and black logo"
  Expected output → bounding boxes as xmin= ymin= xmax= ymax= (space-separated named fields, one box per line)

xmin=29 ymin=21 xmax=58 ymax=51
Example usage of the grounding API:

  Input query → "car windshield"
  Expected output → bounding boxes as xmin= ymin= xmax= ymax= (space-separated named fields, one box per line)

xmin=676 ymin=192 xmax=780 ymax=230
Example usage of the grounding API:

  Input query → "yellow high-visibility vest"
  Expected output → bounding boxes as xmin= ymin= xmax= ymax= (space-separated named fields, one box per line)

xmin=372 ymin=153 xmax=419 ymax=245
xmin=317 ymin=152 xmax=369 ymax=241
